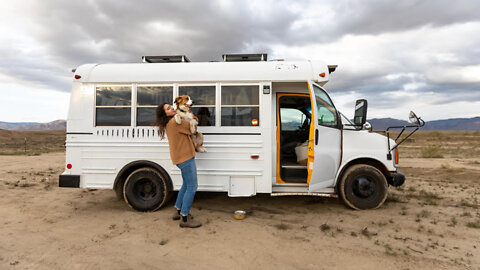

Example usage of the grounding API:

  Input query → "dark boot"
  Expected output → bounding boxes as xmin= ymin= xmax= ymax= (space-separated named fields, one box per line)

xmin=179 ymin=215 xmax=202 ymax=228
xmin=172 ymin=209 xmax=194 ymax=221
xmin=172 ymin=209 xmax=181 ymax=220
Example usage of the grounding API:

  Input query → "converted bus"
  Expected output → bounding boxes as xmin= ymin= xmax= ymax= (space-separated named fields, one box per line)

xmin=60 ymin=54 xmax=418 ymax=211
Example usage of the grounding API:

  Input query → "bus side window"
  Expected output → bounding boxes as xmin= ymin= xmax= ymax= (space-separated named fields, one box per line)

xmin=221 ymin=85 xmax=260 ymax=126
xmin=179 ymin=86 xmax=216 ymax=126
xmin=96 ymin=86 xmax=131 ymax=126
xmin=137 ymin=86 xmax=173 ymax=126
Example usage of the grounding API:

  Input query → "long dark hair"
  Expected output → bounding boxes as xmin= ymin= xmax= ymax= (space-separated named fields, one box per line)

xmin=155 ymin=103 xmax=172 ymax=139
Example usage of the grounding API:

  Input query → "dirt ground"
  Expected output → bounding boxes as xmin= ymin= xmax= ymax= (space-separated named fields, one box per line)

xmin=0 ymin=131 xmax=479 ymax=269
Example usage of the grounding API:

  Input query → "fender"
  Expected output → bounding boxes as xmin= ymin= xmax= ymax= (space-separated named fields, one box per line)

xmin=335 ymin=156 xmax=392 ymax=190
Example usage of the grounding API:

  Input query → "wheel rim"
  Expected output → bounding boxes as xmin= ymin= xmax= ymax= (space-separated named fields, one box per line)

xmin=133 ymin=178 xmax=158 ymax=201
xmin=352 ymin=175 xmax=376 ymax=198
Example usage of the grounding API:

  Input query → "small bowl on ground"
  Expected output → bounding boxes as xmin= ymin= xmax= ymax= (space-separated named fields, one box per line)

xmin=233 ymin=210 xmax=246 ymax=220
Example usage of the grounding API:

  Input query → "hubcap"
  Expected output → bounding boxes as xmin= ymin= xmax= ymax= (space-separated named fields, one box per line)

xmin=352 ymin=176 xmax=376 ymax=198
xmin=134 ymin=178 xmax=157 ymax=200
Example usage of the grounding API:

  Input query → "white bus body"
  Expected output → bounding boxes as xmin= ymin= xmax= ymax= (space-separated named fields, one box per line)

xmin=60 ymin=58 xmax=405 ymax=210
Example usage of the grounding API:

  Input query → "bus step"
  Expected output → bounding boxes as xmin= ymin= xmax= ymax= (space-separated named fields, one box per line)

xmin=271 ymin=192 xmax=337 ymax=198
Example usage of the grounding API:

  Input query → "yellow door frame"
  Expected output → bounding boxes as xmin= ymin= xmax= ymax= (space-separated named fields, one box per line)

xmin=276 ymin=93 xmax=311 ymax=185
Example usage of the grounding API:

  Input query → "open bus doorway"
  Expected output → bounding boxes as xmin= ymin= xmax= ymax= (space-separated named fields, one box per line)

xmin=276 ymin=94 xmax=311 ymax=184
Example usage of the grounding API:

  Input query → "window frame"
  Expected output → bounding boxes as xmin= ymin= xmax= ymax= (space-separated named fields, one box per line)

xmin=92 ymin=82 xmax=264 ymax=129
xmin=135 ymin=83 xmax=174 ymax=127
xmin=94 ymin=84 xmax=133 ymax=127
xmin=178 ymin=83 xmax=217 ymax=127
xmin=220 ymin=83 xmax=261 ymax=127
xmin=312 ymin=84 xmax=342 ymax=129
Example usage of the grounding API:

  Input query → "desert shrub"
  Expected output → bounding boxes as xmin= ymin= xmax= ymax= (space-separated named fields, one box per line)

xmin=320 ymin=223 xmax=331 ymax=232
xmin=385 ymin=193 xmax=407 ymax=203
xmin=459 ymin=199 xmax=479 ymax=209
xmin=417 ymin=210 xmax=430 ymax=218
xmin=384 ymin=243 xmax=396 ymax=256
xmin=421 ymin=146 xmax=444 ymax=158
xmin=274 ymin=224 xmax=290 ymax=230
xmin=449 ymin=216 xmax=457 ymax=227
xmin=419 ymin=189 xmax=442 ymax=200
xmin=440 ymin=164 xmax=466 ymax=173
xmin=427 ymin=131 xmax=442 ymax=137
xmin=467 ymin=220 xmax=480 ymax=229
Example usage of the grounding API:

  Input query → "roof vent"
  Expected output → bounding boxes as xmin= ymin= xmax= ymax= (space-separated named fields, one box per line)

xmin=222 ymin=53 xmax=267 ymax=62
xmin=142 ymin=55 xmax=190 ymax=63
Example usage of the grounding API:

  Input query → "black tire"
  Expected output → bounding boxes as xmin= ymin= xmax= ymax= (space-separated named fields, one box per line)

xmin=339 ymin=164 xmax=388 ymax=210
xmin=123 ymin=168 xmax=170 ymax=212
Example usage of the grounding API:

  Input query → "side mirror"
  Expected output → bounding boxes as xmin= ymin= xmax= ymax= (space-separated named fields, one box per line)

xmin=354 ymin=99 xmax=368 ymax=126
xmin=409 ymin=111 xmax=421 ymax=126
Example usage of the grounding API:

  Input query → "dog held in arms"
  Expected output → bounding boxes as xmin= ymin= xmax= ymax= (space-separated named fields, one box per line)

xmin=174 ymin=95 xmax=207 ymax=153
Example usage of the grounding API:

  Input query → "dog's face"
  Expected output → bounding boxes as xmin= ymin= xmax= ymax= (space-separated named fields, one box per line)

xmin=174 ymin=95 xmax=193 ymax=111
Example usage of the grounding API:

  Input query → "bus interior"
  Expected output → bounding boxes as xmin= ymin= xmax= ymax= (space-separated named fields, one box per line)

xmin=277 ymin=93 xmax=311 ymax=184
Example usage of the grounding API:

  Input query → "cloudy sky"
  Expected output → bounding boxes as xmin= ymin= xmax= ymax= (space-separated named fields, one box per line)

xmin=1 ymin=0 xmax=479 ymax=123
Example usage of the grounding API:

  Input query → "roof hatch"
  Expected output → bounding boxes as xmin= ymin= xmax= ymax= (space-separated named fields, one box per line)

xmin=142 ymin=55 xmax=190 ymax=63
xmin=222 ymin=53 xmax=267 ymax=62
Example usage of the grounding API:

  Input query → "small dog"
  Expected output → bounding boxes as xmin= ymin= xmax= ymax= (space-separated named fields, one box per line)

xmin=174 ymin=95 xmax=207 ymax=153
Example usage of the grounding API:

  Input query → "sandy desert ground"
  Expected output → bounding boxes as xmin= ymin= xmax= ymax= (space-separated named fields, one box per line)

xmin=0 ymin=130 xmax=479 ymax=269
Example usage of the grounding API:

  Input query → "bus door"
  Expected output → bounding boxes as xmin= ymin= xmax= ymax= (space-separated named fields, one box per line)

xmin=306 ymin=81 xmax=342 ymax=191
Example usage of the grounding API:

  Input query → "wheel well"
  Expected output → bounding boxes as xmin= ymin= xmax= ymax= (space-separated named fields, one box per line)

xmin=336 ymin=158 xmax=391 ymax=191
xmin=114 ymin=160 xmax=173 ymax=199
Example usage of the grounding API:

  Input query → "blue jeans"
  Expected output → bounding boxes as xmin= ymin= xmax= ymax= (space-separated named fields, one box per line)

xmin=174 ymin=157 xmax=198 ymax=215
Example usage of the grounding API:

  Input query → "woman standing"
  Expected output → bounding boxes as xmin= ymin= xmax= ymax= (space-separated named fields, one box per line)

xmin=155 ymin=103 xmax=202 ymax=228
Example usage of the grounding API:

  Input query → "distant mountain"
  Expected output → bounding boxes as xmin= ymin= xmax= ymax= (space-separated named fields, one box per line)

xmin=0 ymin=120 xmax=66 ymax=130
xmin=369 ymin=117 xmax=480 ymax=131
xmin=0 ymin=122 xmax=38 ymax=130
xmin=424 ymin=117 xmax=480 ymax=131
xmin=1 ymin=117 xmax=479 ymax=131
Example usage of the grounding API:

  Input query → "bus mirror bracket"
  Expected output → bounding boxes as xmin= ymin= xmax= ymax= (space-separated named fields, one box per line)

xmin=385 ymin=111 xmax=425 ymax=152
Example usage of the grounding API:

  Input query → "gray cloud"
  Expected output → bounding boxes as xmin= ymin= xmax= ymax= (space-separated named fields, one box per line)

xmin=24 ymin=0 xmax=478 ymax=68
xmin=332 ymin=0 xmax=480 ymax=36
xmin=24 ymin=0 xmax=297 ymax=64
xmin=0 ymin=0 xmax=479 ymax=122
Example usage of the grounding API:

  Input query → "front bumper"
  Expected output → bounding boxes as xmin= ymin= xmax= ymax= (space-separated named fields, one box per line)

xmin=387 ymin=172 xmax=405 ymax=187
xmin=59 ymin=174 xmax=80 ymax=188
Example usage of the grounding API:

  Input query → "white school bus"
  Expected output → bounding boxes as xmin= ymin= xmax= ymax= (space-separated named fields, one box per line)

xmin=60 ymin=54 xmax=420 ymax=211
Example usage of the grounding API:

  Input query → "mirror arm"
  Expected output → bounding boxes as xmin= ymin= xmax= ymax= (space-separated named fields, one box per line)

xmin=343 ymin=123 xmax=365 ymax=130
xmin=385 ymin=116 xmax=425 ymax=151
xmin=419 ymin=117 xmax=425 ymax=127
xmin=385 ymin=118 xmax=425 ymax=152
xmin=395 ymin=127 xmax=406 ymax=141
xmin=390 ymin=125 xmax=419 ymax=151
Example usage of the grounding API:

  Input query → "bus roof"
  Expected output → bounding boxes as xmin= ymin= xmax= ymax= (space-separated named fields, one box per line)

xmin=74 ymin=60 xmax=335 ymax=84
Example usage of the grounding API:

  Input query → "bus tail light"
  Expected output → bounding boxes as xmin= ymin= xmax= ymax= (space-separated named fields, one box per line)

xmin=67 ymin=163 xmax=72 ymax=169
xmin=74 ymin=75 xmax=81 ymax=79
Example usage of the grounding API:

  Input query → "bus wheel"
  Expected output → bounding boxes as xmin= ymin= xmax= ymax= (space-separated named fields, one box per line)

xmin=339 ymin=164 xmax=388 ymax=210
xmin=123 ymin=168 xmax=170 ymax=212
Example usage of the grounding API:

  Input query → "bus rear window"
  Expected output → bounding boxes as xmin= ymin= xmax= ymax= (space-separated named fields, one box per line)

xmin=95 ymin=86 xmax=132 ymax=126
xmin=96 ymin=108 xmax=131 ymax=126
